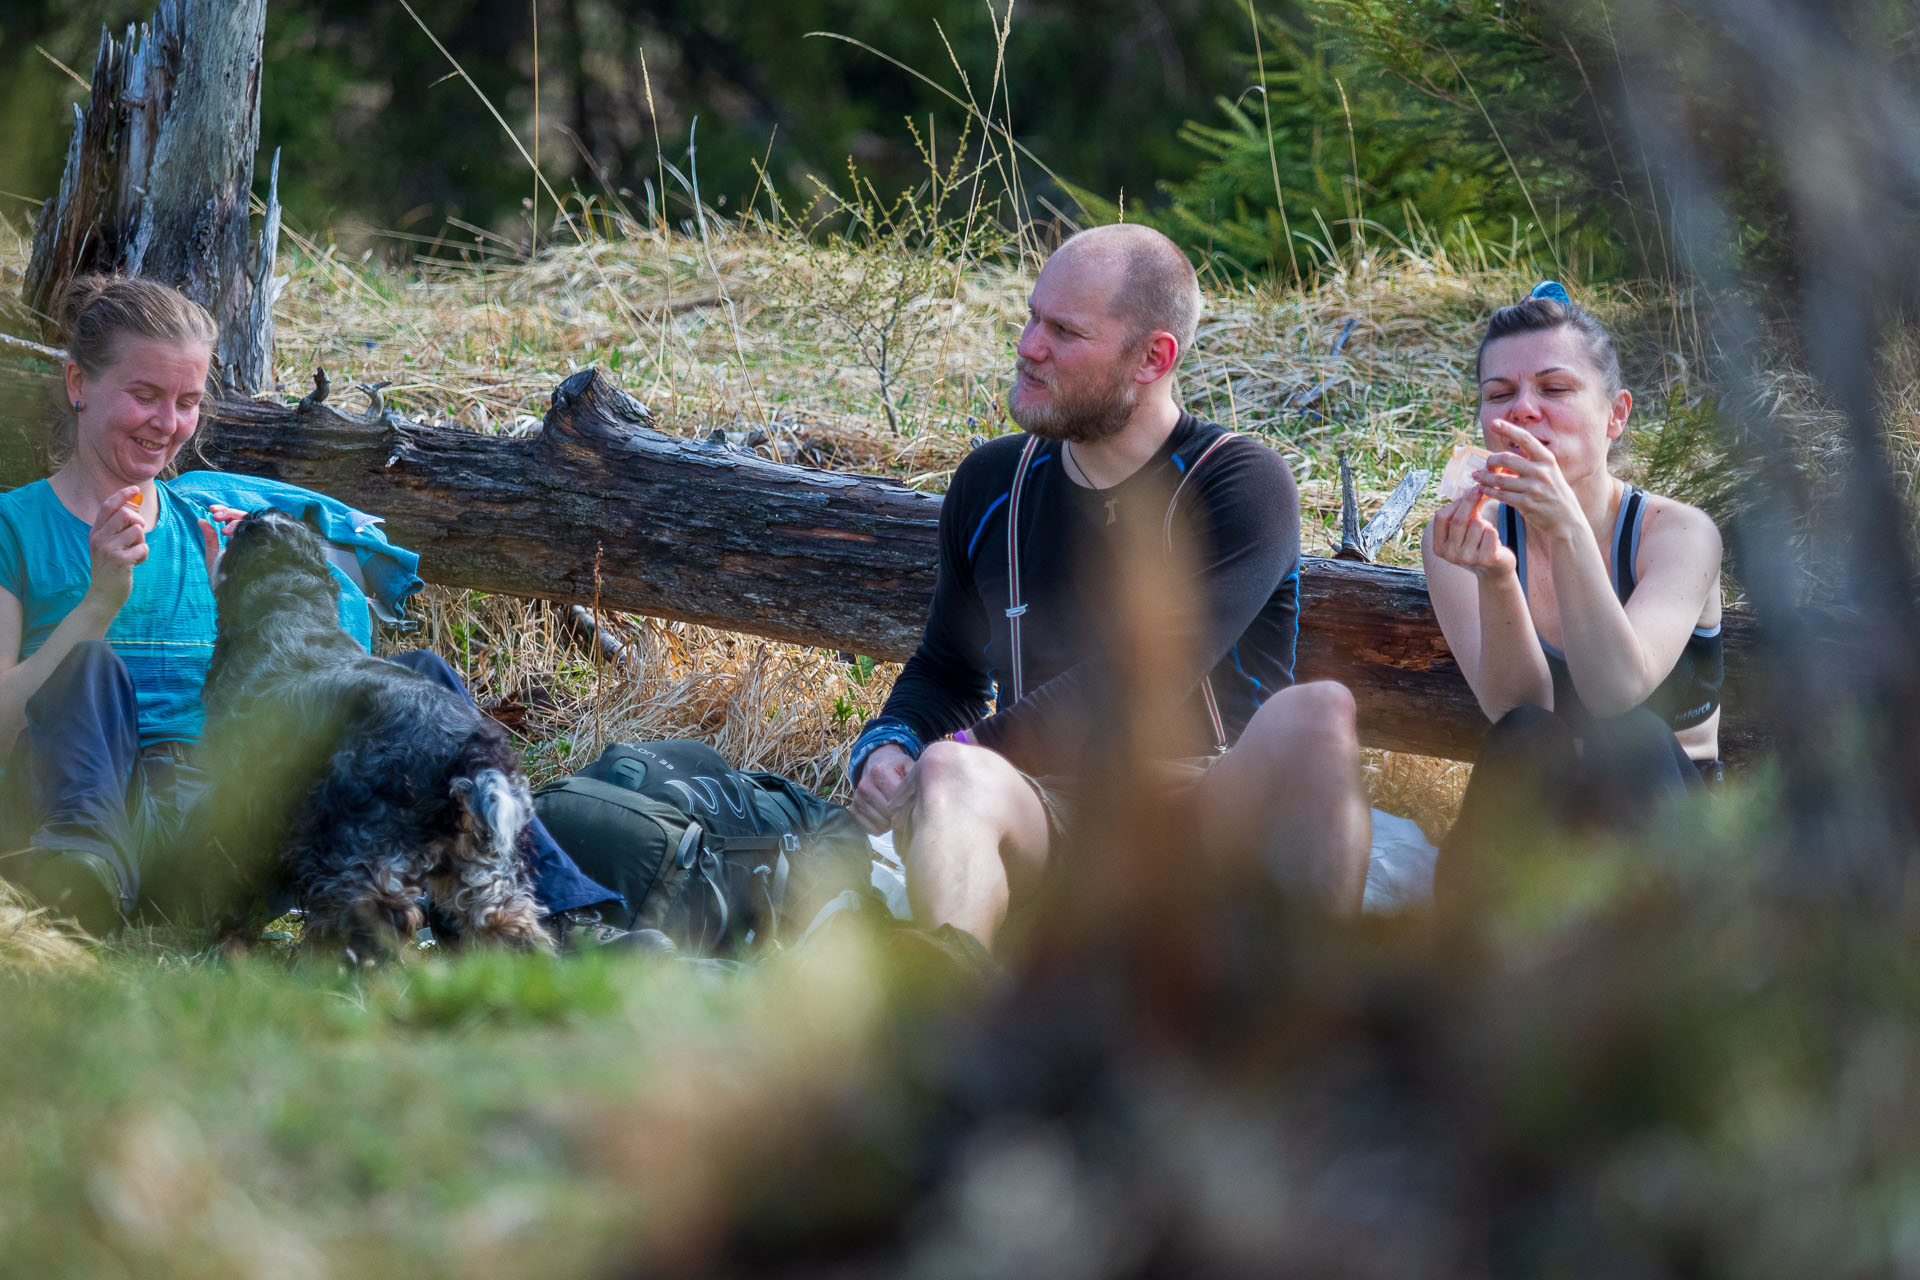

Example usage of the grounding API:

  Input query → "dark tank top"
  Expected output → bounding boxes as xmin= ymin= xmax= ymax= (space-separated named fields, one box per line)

xmin=1498 ymin=485 xmax=1723 ymax=735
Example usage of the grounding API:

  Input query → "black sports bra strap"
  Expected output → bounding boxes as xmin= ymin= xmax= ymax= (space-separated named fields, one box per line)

xmin=1613 ymin=487 xmax=1645 ymax=603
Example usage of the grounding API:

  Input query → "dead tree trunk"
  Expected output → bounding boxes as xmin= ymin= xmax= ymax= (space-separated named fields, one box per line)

xmin=22 ymin=0 xmax=280 ymax=394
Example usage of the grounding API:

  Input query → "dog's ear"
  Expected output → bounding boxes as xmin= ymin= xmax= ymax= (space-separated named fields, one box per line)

xmin=451 ymin=769 xmax=534 ymax=860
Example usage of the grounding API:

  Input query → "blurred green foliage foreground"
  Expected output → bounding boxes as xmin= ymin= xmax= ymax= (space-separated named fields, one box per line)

xmin=3 ymin=765 xmax=1914 ymax=1278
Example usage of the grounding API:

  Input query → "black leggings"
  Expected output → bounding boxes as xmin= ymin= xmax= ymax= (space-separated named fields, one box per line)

xmin=1437 ymin=705 xmax=1707 ymax=901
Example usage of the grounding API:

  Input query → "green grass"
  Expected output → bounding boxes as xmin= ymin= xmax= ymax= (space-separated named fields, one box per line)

xmin=0 ymin=931 xmax=913 ymax=1278
xmin=6 ymin=772 xmax=1918 ymax=1275
xmin=0 ymin=955 xmax=622 ymax=1276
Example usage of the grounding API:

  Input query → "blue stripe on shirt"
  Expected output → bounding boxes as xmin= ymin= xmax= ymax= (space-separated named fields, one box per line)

xmin=967 ymin=491 xmax=1011 ymax=562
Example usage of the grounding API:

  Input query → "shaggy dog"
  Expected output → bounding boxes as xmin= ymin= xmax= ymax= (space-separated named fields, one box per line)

xmin=197 ymin=509 xmax=551 ymax=958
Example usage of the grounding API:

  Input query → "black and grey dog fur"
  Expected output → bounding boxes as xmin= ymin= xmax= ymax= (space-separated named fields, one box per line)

xmin=197 ymin=509 xmax=551 ymax=958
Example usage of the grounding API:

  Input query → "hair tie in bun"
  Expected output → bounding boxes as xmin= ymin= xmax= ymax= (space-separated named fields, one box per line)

xmin=1529 ymin=280 xmax=1571 ymax=306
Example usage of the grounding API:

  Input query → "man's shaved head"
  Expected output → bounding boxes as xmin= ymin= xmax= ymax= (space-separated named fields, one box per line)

xmin=1051 ymin=223 xmax=1202 ymax=360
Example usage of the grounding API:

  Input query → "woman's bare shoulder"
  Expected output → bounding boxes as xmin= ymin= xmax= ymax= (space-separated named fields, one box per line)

xmin=1637 ymin=490 xmax=1722 ymax=554
xmin=1632 ymin=490 xmax=1723 ymax=622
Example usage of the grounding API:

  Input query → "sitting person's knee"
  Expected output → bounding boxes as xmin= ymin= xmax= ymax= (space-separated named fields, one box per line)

xmin=1293 ymin=679 xmax=1358 ymax=733
xmin=909 ymin=739 xmax=1031 ymax=823
xmin=32 ymin=640 xmax=134 ymax=709
xmin=1250 ymin=680 xmax=1359 ymax=758
xmin=55 ymin=640 xmax=128 ymax=678
xmin=1491 ymin=704 xmax=1555 ymax=735
xmin=1472 ymin=704 xmax=1570 ymax=775
xmin=912 ymin=739 xmax=993 ymax=794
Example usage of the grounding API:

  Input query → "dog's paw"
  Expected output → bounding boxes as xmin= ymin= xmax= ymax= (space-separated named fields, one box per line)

xmin=474 ymin=901 xmax=557 ymax=954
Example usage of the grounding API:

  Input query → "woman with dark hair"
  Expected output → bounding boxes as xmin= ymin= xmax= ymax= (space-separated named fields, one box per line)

xmin=1423 ymin=282 xmax=1724 ymax=891
xmin=0 ymin=276 xmax=618 ymax=937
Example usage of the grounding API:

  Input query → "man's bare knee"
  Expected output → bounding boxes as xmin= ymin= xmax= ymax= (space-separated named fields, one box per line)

xmin=913 ymin=740 xmax=1008 ymax=803
xmin=906 ymin=741 xmax=1050 ymax=873
xmin=1245 ymin=680 xmax=1359 ymax=766
xmin=898 ymin=741 xmax=1032 ymax=836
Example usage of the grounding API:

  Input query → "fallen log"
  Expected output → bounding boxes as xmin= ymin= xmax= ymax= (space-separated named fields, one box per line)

xmin=0 ymin=353 xmax=1785 ymax=762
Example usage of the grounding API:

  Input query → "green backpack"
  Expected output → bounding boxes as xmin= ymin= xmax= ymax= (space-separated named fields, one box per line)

xmin=533 ymin=740 xmax=872 ymax=954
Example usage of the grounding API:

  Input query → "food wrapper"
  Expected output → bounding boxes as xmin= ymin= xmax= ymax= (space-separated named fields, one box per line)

xmin=1436 ymin=445 xmax=1489 ymax=502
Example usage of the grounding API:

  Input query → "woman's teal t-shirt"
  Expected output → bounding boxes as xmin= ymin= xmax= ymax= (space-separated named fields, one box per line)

xmin=0 ymin=479 xmax=218 ymax=746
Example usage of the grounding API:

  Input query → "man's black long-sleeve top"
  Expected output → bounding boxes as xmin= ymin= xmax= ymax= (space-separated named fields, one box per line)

xmin=851 ymin=413 xmax=1302 ymax=780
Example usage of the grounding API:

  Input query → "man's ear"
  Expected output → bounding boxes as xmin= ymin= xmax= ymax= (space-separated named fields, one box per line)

xmin=1134 ymin=331 xmax=1180 ymax=384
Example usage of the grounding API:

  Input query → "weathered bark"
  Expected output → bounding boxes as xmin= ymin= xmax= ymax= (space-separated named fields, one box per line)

xmin=0 ymin=353 xmax=1798 ymax=762
xmin=202 ymin=368 xmax=946 ymax=662
xmin=22 ymin=0 xmax=280 ymax=394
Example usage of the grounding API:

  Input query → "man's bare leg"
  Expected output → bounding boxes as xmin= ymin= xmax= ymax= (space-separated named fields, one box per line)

xmin=1197 ymin=681 xmax=1370 ymax=912
xmin=893 ymin=741 xmax=1053 ymax=949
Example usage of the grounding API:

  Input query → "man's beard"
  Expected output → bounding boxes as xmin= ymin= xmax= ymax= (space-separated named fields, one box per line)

xmin=1007 ymin=358 xmax=1136 ymax=443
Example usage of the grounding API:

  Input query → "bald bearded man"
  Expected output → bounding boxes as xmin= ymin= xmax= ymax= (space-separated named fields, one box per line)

xmin=847 ymin=225 xmax=1370 ymax=950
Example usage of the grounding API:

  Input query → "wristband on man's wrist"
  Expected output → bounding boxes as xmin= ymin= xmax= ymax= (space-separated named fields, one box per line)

xmin=848 ymin=722 xmax=924 ymax=787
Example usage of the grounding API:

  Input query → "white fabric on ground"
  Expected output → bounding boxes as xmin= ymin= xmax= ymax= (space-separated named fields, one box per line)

xmin=867 ymin=831 xmax=913 ymax=919
xmin=1363 ymin=808 xmax=1437 ymax=914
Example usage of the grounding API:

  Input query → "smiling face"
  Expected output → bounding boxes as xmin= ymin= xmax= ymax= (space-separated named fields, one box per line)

xmin=65 ymin=338 xmax=212 ymax=486
xmin=1476 ymin=325 xmax=1631 ymax=484
xmin=1006 ymin=248 xmax=1144 ymax=444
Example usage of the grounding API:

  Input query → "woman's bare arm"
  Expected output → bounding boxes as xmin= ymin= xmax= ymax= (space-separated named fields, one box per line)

xmin=1423 ymin=495 xmax=1553 ymax=721
xmin=1547 ymin=500 xmax=1722 ymax=717
xmin=0 ymin=588 xmax=119 ymax=751
xmin=0 ymin=487 xmax=149 ymax=751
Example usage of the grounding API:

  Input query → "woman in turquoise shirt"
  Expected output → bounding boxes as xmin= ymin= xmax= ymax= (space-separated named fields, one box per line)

xmin=1 ymin=277 xmax=616 ymax=937
xmin=0 ymin=276 xmax=233 ymax=931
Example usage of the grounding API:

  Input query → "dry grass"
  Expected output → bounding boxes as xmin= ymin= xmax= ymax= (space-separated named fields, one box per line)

xmin=401 ymin=587 xmax=893 ymax=794
xmin=1748 ymin=327 xmax=1920 ymax=560
xmin=270 ymin=216 xmax=1025 ymax=487
xmin=1363 ymin=748 xmax=1471 ymax=844
xmin=0 ymin=877 xmax=97 ymax=974
xmin=7 ymin=206 xmax=1908 ymax=888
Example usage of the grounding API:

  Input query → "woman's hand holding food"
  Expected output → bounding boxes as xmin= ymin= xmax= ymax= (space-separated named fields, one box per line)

xmin=1473 ymin=419 xmax=1586 ymax=544
xmin=84 ymin=486 xmax=150 ymax=614
xmin=1428 ymin=489 xmax=1516 ymax=580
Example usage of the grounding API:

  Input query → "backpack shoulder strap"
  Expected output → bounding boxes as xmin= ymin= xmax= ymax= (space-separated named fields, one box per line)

xmin=1004 ymin=434 xmax=1045 ymax=705
xmin=1161 ymin=430 xmax=1241 ymax=549
xmin=1162 ymin=429 xmax=1244 ymax=754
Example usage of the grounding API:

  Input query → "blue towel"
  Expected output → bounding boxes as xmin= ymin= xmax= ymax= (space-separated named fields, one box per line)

xmin=171 ymin=472 xmax=425 ymax=650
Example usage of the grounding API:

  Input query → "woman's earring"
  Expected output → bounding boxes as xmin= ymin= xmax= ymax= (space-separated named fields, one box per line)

xmin=71 ymin=400 xmax=84 ymax=410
